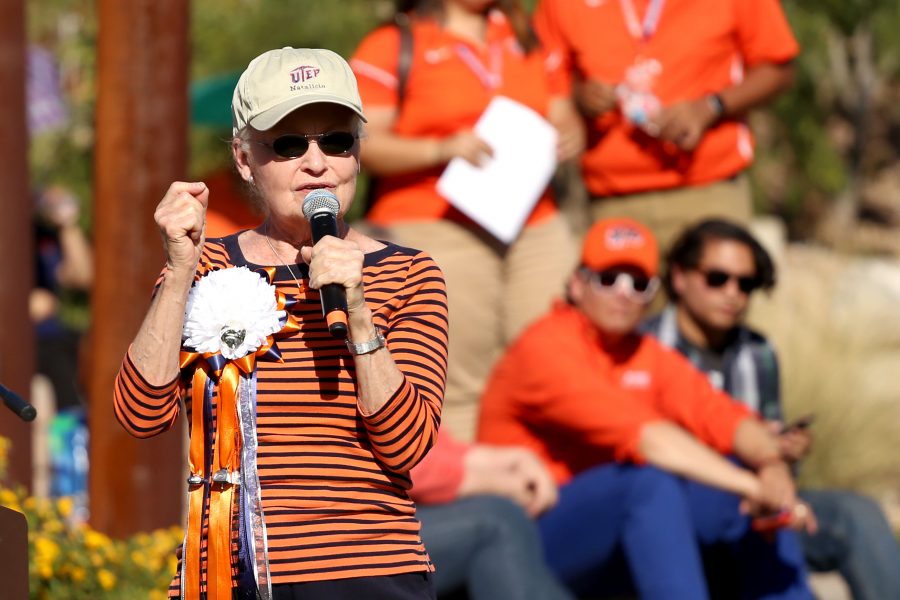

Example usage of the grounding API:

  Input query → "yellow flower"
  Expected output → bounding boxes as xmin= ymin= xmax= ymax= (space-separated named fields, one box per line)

xmin=34 ymin=534 xmax=61 ymax=564
xmin=84 ymin=528 xmax=111 ymax=550
xmin=42 ymin=518 xmax=64 ymax=535
xmin=36 ymin=560 xmax=52 ymax=580
xmin=56 ymin=496 xmax=74 ymax=518
xmin=97 ymin=568 xmax=117 ymax=590
xmin=0 ymin=488 xmax=20 ymax=513
xmin=0 ymin=436 xmax=9 ymax=477
xmin=0 ymin=488 xmax=17 ymax=506
xmin=71 ymin=566 xmax=86 ymax=583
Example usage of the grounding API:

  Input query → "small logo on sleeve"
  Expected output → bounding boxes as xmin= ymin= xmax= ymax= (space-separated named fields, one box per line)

xmin=621 ymin=370 xmax=651 ymax=389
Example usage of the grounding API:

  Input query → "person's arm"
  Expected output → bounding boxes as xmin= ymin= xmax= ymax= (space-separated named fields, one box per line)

xmin=351 ymin=25 xmax=492 ymax=177
xmin=548 ymin=96 xmax=585 ymax=162
xmin=457 ymin=445 xmax=558 ymax=517
xmin=130 ymin=182 xmax=209 ymax=383
xmin=56 ymin=223 xmax=93 ymax=290
xmin=114 ymin=181 xmax=209 ymax=437
xmin=639 ymin=421 xmax=760 ymax=499
xmin=39 ymin=186 xmax=93 ymax=290
xmin=410 ymin=429 xmax=557 ymax=516
xmin=731 ymin=418 xmax=796 ymax=512
xmin=304 ymin=239 xmax=448 ymax=473
xmin=655 ymin=61 xmax=794 ymax=151
xmin=653 ymin=342 xmax=797 ymax=511
xmin=360 ymin=107 xmax=492 ymax=176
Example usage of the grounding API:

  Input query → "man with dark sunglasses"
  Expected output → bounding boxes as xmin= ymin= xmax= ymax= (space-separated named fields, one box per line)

xmin=478 ymin=217 xmax=814 ymax=600
xmin=645 ymin=218 xmax=900 ymax=600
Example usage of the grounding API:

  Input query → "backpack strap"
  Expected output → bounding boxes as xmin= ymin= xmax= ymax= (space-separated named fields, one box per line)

xmin=394 ymin=13 xmax=413 ymax=107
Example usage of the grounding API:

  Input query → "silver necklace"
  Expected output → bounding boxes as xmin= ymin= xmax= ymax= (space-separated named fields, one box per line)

xmin=263 ymin=223 xmax=303 ymax=297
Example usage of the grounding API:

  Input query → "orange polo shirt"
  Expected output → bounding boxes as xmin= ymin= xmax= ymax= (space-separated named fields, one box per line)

xmin=351 ymin=11 xmax=561 ymax=227
xmin=534 ymin=0 xmax=799 ymax=196
xmin=477 ymin=302 xmax=752 ymax=484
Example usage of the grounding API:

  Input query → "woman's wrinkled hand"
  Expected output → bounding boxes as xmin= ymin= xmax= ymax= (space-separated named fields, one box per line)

xmin=301 ymin=235 xmax=366 ymax=314
xmin=154 ymin=181 xmax=209 ymax=276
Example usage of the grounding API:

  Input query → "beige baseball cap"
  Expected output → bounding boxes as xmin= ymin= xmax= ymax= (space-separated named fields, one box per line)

xmin=231 ymin=47 xmax=366 ymax=136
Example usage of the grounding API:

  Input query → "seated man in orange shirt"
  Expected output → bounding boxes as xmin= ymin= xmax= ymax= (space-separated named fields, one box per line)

xmin=478 ymin=218 xmax=814 ymax=600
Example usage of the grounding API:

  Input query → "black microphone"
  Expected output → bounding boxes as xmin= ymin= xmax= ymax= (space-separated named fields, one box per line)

xmin=302 ymin=189 xmax=349 ymax=339
xmin=0 ymin=383 xmax=37 ymax=422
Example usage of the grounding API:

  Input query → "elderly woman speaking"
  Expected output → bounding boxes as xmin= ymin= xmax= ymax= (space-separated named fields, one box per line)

xmin=114 ymin=48 xmax=448 ymax=600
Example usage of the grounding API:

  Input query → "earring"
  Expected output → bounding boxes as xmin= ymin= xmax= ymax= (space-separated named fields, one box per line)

xmin=248 ymin=174 xmax=255 ymax=185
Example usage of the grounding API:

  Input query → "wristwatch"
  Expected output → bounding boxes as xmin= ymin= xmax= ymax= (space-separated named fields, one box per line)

xmin=346 ymin=329 xmax=386 ymax=355
xmin=706 ymin=93 xmax=726 ymax=122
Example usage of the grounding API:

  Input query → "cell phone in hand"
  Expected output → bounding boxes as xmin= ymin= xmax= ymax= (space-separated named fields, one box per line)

xmin=781 ymin=413 xmax=815 ymax=434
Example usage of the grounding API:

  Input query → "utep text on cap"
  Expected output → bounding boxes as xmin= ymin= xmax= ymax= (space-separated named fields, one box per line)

xmin=231 ymin=47 xmax=366 ymax=136
xmin=581 ymin=217 xmax=659 ymax=277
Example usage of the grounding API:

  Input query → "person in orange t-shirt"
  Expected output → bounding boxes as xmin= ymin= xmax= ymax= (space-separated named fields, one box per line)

xmin=533 ymin=0 xmax=799 ymax=250
xmin=478 ymin=218 xmax=814 ymax=599
xmin=350 ymin=0 xmax=585 ymax=441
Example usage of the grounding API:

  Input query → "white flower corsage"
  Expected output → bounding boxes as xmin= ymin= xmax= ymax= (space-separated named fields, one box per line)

xmin=182 ymin=266 xmax=286 ymax=360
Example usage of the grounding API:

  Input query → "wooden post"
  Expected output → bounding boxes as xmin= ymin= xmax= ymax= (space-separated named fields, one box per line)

xmin=0 ymin=0 xmax=34 ymax=489
xmin=90 ymin=0 xmax=189 ymax=536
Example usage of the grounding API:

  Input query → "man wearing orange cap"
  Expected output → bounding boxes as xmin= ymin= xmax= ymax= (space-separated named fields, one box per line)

xmin=477 ymin=218 xmax=814 ymax=599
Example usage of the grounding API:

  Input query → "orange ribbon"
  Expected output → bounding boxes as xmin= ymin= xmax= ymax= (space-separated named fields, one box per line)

xmin=181 ymin=353 xmax=257 ymax=600
xmin=179 ymin=268 xmax=298 ymax=599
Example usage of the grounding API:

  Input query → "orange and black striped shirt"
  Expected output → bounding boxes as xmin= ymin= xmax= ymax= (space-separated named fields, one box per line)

xmin=113 ymin=234 xmax=448 ymax=594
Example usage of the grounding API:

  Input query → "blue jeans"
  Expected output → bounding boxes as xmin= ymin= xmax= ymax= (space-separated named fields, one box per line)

xmin=800 ymin=489 xmax=900 ymax=600
xmin=538 ymin=463 xmax=813 ymax=600
xmin=417 ymin=495 xmax=574 ymax=600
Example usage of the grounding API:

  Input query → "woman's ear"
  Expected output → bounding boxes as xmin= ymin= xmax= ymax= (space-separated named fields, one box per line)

xmin=231 ymin=138 xmax=253 ymax=182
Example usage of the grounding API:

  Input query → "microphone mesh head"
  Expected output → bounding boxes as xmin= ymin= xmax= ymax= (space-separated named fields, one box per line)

xmin=302 ymin=189 xmax=340 ymax=219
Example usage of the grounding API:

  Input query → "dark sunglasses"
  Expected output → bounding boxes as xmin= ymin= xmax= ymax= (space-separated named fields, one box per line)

xmin=255 ymin=131 xmax=357 ymax=159
xmin=584 ymin=269 xmax=659 ymax=302
xmin=700 ymin=269 xmax=760 ymax=293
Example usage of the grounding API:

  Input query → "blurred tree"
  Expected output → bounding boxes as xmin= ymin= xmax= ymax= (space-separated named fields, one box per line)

xmin=28 ymin=0 xmax=97 ymax=230
xmin=752 ymin=0 xmax=900 ymax=249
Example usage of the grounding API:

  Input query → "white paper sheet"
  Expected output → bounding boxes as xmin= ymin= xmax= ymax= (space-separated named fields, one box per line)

xmin=436 ymin=96 xmax=558 ymax=244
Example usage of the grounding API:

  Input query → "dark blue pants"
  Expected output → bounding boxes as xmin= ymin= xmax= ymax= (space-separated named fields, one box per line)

xmin=538 ymin=463 xmax=813 ymax=600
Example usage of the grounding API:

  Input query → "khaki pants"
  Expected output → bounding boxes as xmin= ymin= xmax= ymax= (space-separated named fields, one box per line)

xmin=387 ymin=215 xmax=577 ymax=441
xmin=590 ymin=174 xmax=753 ymax=253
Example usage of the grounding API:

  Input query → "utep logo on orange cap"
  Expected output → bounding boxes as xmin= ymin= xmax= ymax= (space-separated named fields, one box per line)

xmin=604 ymin=224 xmax=647 ymax=250
xmin=290 ymin=65 xmax=321 ymax=84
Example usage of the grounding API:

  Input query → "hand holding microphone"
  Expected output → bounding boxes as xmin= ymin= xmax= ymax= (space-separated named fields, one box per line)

xmin=301 ymin=190 xmax=365 ymax=339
